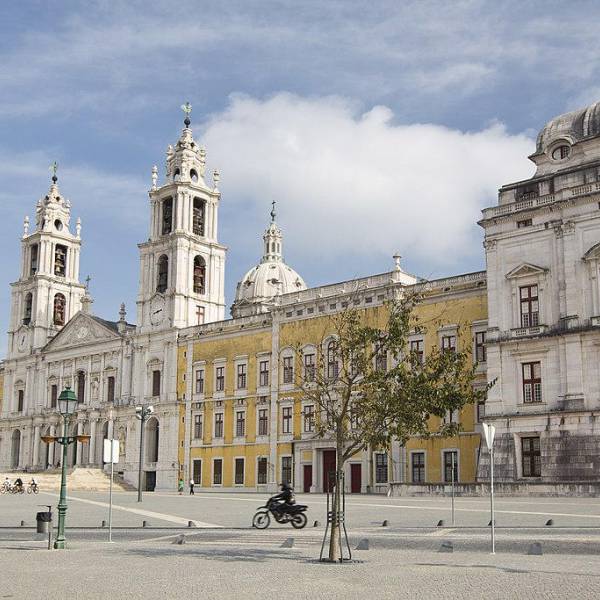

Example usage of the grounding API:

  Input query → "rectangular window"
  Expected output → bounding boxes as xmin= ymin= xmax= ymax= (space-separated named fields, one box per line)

xmin=257 ymin=457 xmax=268 ymax=485
xmin=192 ymin=459 xmax=202 ymax=485
xmin=520 ymin=285 xmax=539 ymax=327
xmin=281 ymin=456 xmax=292 ymax=486
xmin=195 ymin=369 xmax=205 ymax=394
xmin=215 ymin=366 xmax=225 ymax=392
xmin=17 ymin=389 xmax=24 ymax=412
xmin=475 ymin=331 xmax=486 ymax=363
xmin=443 ymin=451 xmax=458 ymax=483
xmin=213 ymin=459 xmax=223 ymax=485
xmin=259 ymin=360 xmax=269 ymax=387
xmin=214 ymin=413 xmax=224 ymax=438
xmin=410 ymin=339 xmax=424 ymax=364
xmin=517 ymin=218 xmax=532 ymax=228
xmin=152 ymin=370 xmax=161 ymax=397
xmin=50 ymin=384 xmax=58 ymax=409
xmin=258 ymin=408 xmax=269 ymax=436
xmin=522 ymin=362 xmax=542 ymax=403
xmin=30 ymin=244 xmax=39 ymax=276
xmin=476 ymin=400 xmax=485 ymax=423
xmin=235 ymin=411 xmax=246 ymax=437
xmin=411 ymin=452 xmax=426 ymax=483
xmin=237 ymin=364 xmax=247 ymax=389
xmin=304 ymin=353 xmax=315 ymax=382
xmin=282 ymin=406 xmax=292 ymax=434
xmin=441 ymin=335 xmax=456 ymax=353
xmin=194 ymin=414 xmax=203 ymax=439
xmin=375 ymin=453 xmax=388 ymax=484
xmin=77 ymin=371 xmax=85 ymax=403
xmin=107 ymin=376 xmax=115 ymax=403
xmin=522 ymin=436 xmax=541 ymax=477
xmin=303 ymin=405 xmax=315 ymax=433
xmin=283 ymin=356 xmax=294 ymax=384
xmin=235 ymin=458 xmax=245 ymax=485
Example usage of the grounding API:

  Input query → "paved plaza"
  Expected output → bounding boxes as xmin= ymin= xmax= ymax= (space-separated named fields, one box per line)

xmin=1 ymin=491 xmax=600 ymax=597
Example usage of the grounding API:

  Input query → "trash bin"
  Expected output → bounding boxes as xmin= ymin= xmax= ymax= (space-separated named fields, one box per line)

xmin=36 ymin=511 xmax=52 ymax=534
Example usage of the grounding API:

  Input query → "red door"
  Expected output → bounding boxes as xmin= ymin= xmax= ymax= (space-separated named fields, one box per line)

xmin=322 ymin=450 xmax=337 ymax=492
xmin=350 ymin=463 xmax=362 ymax=493
xmin=303 ymin=465 xmax=312 ymax=493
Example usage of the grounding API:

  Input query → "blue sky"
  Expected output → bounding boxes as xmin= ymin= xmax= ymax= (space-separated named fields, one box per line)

xmin=1 ymin=1 xmax=599 ymax=354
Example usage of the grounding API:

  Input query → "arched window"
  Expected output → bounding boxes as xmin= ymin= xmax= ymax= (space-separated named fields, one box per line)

xmin=54 ymin=244 xmax=67 ymax=276
xmin=173 ymin=168 xmax=181 ymax=181
xmin=53 ymin=293 xmax=66 ymax=325
xmin=76 ymin=370 xmax=85 ymax=403
xmin=327 ymin=340 xmax=339 ymax=381
xmin=162 ymin=198 xmax=173 ymax=235
xmin=193 ymin=198 xmax=205 ymax=236
xmin=23 ymin=293 xmax=32 ymax=325
xmin=190 ymin=169 xmax=198 ymax=183
xmin=156 ymin=255 xmax=168 ymax=293
xmin=193 ymin=256 xmax=206 ymax=294
xmin=30 ymin=244 xmax=38 ymax=276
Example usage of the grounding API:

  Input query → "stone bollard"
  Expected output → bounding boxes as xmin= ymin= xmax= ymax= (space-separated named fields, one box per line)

xmin=142 ymin=520 xmax=149 ymax=528
xmin=437 ymin=519 xmax=445 ymax=527
xmin=545 ymin=519 xmax=554 ymax=527
xmin=188 ymin=521 xmax=195 ymax=528
xmin=101 ymin=520 xmax=107 ymax=528
xmin=313 ymin=520 xmax=320 ymax=527
xmin=355 ymin=538 xmax=370 ymax=550
xmin=20 ymin=520 xmax=25 ymax=527
xmin=381 ymin=520 xmax=388 ymax=527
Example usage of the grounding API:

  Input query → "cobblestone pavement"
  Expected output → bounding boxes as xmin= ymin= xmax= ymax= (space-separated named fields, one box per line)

xmin=2 ymin=491 xmax=600 ymax=598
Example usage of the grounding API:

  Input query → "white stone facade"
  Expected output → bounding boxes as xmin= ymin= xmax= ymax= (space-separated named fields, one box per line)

xmin=479 ymin=102 xmax=600 ymax=482
xmin=0 ymin=115 xmax=224 ymax=490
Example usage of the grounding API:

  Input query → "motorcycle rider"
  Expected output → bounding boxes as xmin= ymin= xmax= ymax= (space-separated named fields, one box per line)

xmin=271 ymin=482 xmax=294 ymax=516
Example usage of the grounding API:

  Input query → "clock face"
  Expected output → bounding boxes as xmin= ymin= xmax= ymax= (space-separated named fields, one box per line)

xmin=17 ymin=330 xmax=29 ymax=352
xmin=150 ymin=297 xmax=165 ymax=325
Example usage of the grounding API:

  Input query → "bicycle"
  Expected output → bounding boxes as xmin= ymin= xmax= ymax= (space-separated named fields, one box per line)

xmin=27 ymin=483 xmax=39 ymax=494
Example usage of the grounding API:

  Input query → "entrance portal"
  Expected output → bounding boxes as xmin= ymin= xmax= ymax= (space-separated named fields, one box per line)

xmin=303 ymin=465 xmax=312 ymax=493
xmin=350 ymin=463 xmax=362 ymax=493
xmin=322 ymin=449 xmax=336 ymax=492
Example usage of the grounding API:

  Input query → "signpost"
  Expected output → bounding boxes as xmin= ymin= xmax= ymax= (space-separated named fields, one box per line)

xmin=103 ymin=438 xmax=119 ymax=543
xmin=482 ymin=422 xmax=496 ymax=554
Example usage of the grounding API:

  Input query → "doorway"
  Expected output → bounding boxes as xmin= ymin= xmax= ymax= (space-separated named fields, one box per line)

xmin=350 ymin=463 xmax=362 ymax=493
xmin=145 ymin=471 xmax=156 ymax=491
xmin=322 ymin=449 xmax=336 ymax=492
xmin=303 ymin=465 xmax=312 ymax=493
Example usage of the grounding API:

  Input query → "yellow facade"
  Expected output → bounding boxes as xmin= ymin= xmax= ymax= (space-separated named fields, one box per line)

xmin=177 ymin=271 xmax=488 ymax=492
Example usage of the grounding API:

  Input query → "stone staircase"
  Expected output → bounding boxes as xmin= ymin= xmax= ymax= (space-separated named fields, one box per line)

xmin=0 ymin=468 xmax=135 ymax=492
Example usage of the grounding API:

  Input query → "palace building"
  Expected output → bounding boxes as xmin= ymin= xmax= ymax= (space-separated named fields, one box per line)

xmin=1 ymin=101 xmax=600 ymax=493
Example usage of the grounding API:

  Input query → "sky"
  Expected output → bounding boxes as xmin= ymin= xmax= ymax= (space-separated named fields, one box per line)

xmin=1 ymin=0 xmax=600 ymax=355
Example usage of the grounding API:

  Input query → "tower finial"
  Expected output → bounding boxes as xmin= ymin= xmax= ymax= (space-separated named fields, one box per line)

xmin=50 ymin=161 xmax=58 ymax=184
xmin=270 ymin=200 xmax=276 ymax=223
xmin=85 ymin=275 xmax=91 ymax=291
xmin=181 ymin=101 xmax=192 ymax=128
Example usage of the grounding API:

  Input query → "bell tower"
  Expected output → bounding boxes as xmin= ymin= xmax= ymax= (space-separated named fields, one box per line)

xmin=7 ymin=166 xmax=86 ymax=357
xmin=137 ymin=104 xmax=227 ymax=332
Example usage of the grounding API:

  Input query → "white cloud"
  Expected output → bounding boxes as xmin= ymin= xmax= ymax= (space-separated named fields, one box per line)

xmin=198 ymin=93 xmax=535 ymax=273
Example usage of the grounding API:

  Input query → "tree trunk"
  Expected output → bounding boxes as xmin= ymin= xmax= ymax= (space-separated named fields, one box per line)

xmin=328 ymin=439 xmax=344 ymax=561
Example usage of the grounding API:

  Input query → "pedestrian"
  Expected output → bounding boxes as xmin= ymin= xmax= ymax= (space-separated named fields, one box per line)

xmin=178 ymin=477 xmax=184 ymax=495
xmin=189 ymin=478 xmax=195 ymax=495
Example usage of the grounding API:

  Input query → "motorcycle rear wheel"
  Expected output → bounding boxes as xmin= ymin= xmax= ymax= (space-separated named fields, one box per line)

xmin=291 ymin=513 xmax=307 ymax=529
xmin=252 ymin=511 xmax=270 ymax=529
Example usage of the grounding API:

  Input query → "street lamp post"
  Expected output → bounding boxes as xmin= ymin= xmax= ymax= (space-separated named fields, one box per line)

xmin=135 ymin=405 xmax=154 ymax=503
xmin=41 ymin=385 xmax=90 ymax=550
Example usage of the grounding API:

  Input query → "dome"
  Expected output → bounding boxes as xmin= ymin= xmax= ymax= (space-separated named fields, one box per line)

xmin=536 ymin=101 xmax=600 ymax=154
xmin=231 ymin=205 xmax=307 ymax=318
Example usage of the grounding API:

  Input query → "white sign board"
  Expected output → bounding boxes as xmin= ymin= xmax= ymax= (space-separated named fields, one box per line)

xmin=103 ymin=439 xmax=119 ymax=464
xmin=482 ymin=423 xmax=496 ymax=450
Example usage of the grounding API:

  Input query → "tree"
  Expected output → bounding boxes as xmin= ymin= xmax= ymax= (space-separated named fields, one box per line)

xmin=296 ymin=291 xmax=492 ymax=562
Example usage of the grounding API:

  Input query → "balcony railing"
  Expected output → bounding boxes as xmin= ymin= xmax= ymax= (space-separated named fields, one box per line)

xmin=511 ymin=325 xmax=547 ymax=338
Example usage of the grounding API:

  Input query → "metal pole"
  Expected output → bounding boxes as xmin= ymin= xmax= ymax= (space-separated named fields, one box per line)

xmin=109 ymin=440 xmax=114 ymax=542
xmin=451 ymin=452 xmax=455 ymax=526
xmin=54 ymin=415 xmax=69 ymax=549
xmin=137 ymin=413 xmax=145 ymax=503
xmin=490 ymin=447 xmax=495 ymax=554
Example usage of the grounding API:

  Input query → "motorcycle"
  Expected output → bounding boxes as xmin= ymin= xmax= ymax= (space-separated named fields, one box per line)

xmin=252 ymin=494 xmax=308 ymax=529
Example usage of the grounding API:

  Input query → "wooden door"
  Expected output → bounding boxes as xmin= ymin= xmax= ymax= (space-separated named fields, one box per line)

xmin=303 ymin=465 xmax=312 ymax=493
xmin=322 ymin=450 xmax=336 ymax=492
xmin=350 ymin=463 xmax=362 ymax=493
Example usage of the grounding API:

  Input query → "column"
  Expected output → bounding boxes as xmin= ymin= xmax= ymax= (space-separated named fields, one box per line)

xmin=89 ymin=419 xmax=97 ymax=467
xmin=310 ymin=448 xmax=318 ymax=493
xmin=32 ymin=425 xmax=40 ymax=468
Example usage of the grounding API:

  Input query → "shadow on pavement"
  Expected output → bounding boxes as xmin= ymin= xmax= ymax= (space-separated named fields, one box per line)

xmin=415 ymin=562 xmax=600 ymax=578
xmin=126 ymin=546 xmax=306 ymax=563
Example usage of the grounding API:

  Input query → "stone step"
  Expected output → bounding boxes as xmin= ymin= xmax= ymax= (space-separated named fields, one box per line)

xmin=0 ymin=468 xmax=135 ymax=492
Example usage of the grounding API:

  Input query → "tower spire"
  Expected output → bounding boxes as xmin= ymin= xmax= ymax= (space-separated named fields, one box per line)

xmin=262 ymin=202 xmax=283 ymax=263
xmin=270 ymin=200 xmax=276 ymax=223
xmin=50 ymin=161 xmax=58 ymax=184
xmin=181 ymin=101 xmax=192 ymax=128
